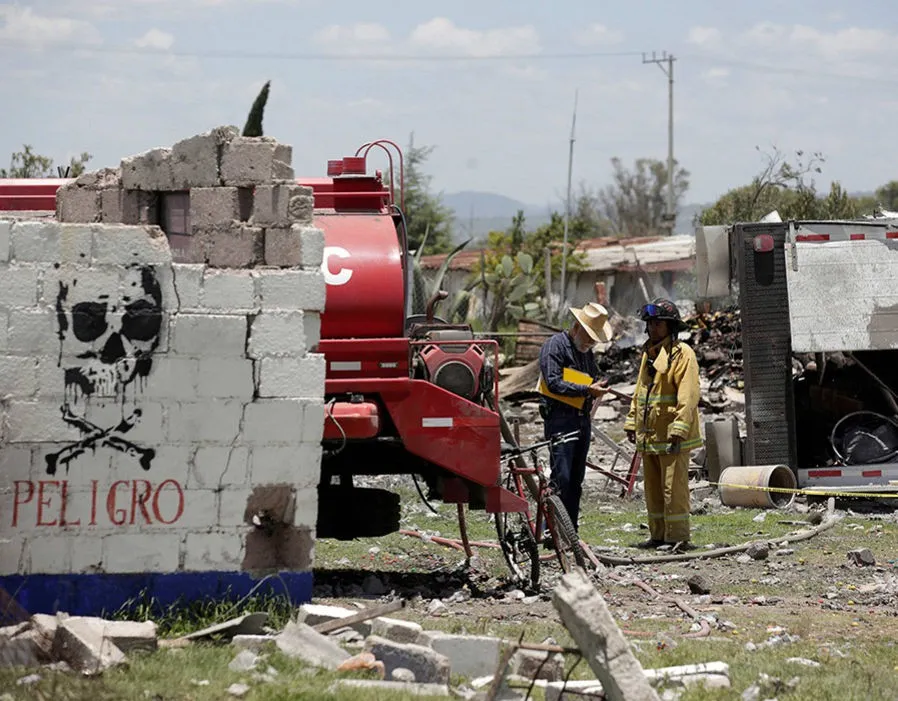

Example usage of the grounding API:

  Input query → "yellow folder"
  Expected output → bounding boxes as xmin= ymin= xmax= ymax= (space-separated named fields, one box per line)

xmin=536 ymin=367 xmax=594 ymax=410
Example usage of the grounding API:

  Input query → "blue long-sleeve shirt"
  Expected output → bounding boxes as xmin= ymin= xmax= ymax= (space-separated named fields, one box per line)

xmin=538 ymin=330 xmax=600 ymax=419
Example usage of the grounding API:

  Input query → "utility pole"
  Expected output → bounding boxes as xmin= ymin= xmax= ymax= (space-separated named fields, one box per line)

xmin=559 ymin=89 xmax=578 ymax=315
xmin=642 ymin=51 xmax=676 ymax=233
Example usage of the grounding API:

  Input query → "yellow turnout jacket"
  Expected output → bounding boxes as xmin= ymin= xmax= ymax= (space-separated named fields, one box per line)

xmin=624 ymin=338 xmax=702 ymax=455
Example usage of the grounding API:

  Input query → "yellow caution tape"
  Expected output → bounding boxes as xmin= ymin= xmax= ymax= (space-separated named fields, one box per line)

xmin=707 ymin=480 xmax=898 ymax=499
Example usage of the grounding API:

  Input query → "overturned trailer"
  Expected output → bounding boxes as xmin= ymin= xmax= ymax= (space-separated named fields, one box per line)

xmin=697 ymin=218 xmax=898 ymax=492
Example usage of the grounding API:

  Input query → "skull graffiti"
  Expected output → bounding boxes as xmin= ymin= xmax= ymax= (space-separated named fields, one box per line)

xmin=47 ymin=264 xmax=163 ymax=475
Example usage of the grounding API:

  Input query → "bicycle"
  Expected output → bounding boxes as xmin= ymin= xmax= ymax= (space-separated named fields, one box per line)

xmin=494 ymin=429 xmax=588 ymax=590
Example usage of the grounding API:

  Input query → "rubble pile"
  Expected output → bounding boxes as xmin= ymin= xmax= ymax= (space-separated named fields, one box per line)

xmin=687 ymin=306 xmax=743 ymax=390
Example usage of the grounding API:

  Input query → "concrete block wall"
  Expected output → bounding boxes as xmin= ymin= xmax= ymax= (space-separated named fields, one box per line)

xmin=0 ymin=128 xmax=327 ymax=615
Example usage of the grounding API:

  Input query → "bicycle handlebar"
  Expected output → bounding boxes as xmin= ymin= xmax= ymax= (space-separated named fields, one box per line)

xmin=500 ymin=429 xmax=581 ymax=459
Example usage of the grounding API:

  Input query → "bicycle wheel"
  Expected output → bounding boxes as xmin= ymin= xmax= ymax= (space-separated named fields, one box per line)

xmin=546 ymin=493 xmax=587 ymax=573
xmin=495 ymin=471 xmax=540 ymax=590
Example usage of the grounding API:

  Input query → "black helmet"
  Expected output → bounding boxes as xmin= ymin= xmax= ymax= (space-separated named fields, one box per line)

xmin=639 ymin=298 xmax=686 ymax=331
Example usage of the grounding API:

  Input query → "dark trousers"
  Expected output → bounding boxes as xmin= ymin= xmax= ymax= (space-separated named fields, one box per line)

xmin=544 ymin=412 xmax=592 ymax=532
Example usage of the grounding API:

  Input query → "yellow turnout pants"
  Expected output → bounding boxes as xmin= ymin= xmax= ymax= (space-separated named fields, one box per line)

xmin=642 ymin=450 xmax=691 ymax=543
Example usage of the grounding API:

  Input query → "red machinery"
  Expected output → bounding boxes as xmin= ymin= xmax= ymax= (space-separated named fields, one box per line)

xmin=0 ymin=140 xmax=527 ymax=542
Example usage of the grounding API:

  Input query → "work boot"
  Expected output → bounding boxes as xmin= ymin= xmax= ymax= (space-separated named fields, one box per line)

xmin=669 ymin=541 xmax=696 ymax=553
xmin=635 ymin=539 xmax=665 ymax=549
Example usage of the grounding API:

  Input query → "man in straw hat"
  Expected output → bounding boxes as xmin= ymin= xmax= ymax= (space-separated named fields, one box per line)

xmin=537 ymin=302 xmax=612 ymax=532
xmin=624 ymin=297 xmax=702 ymax=550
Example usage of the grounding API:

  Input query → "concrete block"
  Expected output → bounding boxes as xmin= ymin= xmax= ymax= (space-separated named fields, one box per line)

xmin=170 ymin=263 xmax=204 ymax=309
xmin=0 ymin=446 xmax=35 ymax=483
xmin=552 ymin=570 xmax=661 ymax=701
xmin=121 ymin=190 xmax=158 ymax=226
xmin=288 ymin=192 xmax=314 ymax=224
xmin=29 ymin=536 xmax=75 ymax=574
xmin=167 ymin=400 xmax=244 ymax=443
xmin=196 ymin=357 xmax=255 ymax=398
xmin=92 ymin=223 xmax=172 ymax=266
xmin=302 ymin=399 xmax=325 ymax=443
xmin=12 ymin=221 xmax=92 ymax=264
xmin=138 ymin=357 xmax=199 ymax=401
xmin=206 ymin=225 xmax=263 ymax=269
xmin=292 ymin=485 xmax=318 ymax=529
xmin=100 ymin=187 xmax=124 ymax=223
xmin=7 ymin=309 xmax=58 ymax=353
xmin=251 ymin=445 xmax=321 ymax=486
xmin=299 ymin=604 xmax=372 ymax=635
xmin=38 ymin=263 xmax=120 ymax=310
xmin=509 ymin=647 xmax=565 ymax=682
xmin=171 ymin=131 xmax=221 ymax=188
xmin=264 ymin=225 xmax=301 ymax=267
xmin=276 ymin=620 xmax=351 ymax=670
xmin=184 ymin=531 xmax=245 ymax=571
xmin=70 ymin=535 xmax=104 ymax=573
xmin=304 ymin=311 xmax=320 ymax=350
xmin=258 ymin=354 xmax=326 ymax=398
xmin=121 ymin=147 xmax=176 ymax=191
xmin=170 ymin=314 xmax=247 ymax=357
xmin=251 ymin=183 xmax=289 ymax=228
xmin=5 ymin=401 xmax=79 ymax=442
xmin=202 ymin=269 xmax=256 ymax=310
xmin=0 ymin=263 xmax=39 ymax=306
xmin=243 ymin=399 xmax=305 ymax=443
xmin=364 ymin=635 xmax=451 ymax=685
xmin=189 ymin=187 xmax=242 ymax=228
xmin=0 ymin=219 xmax=10 ymax=261
xmin=82 ymin=619 xmax=157 ymax=653
xmin=300 ymin=226 xmax=325 ymax=268
xmin=218 ymin=488 xmax=252 ymax=527
xmin=419 ymin=632 xmax=502 ymax=679
xmin=256 ymin=268 xmax=326 ymax=311
xmin=53 ymin=617 xmax=127 ymax=673
xmin=221 ymin=137 xmax=294 ymax=187
xmin=73 ymin=167 xmax=121 ymax=189
xmin=56 ymin=185 xmax=101 ymax=223
xmin=371 ymin=617 xmax=423 ymax=645
xmin=0 ymin=356 xmax=38 ymax=397
xmin=0 ymin=627 xmax=45 ymax=668
xmin=103 ymin=533 xmax=181 ymax=572
xmin=191 ymin=446 xmax=250 ymax=489
xmin=248 ymin=311 xmax=307 ymax=358
xmin=232 ymin=634 xmax=277 ymax=652
xmin=274 ymin=143 xmax=293 ymax=166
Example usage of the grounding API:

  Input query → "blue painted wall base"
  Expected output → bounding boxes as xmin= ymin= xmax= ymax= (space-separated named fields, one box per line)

xmin=2 ymin=571 xmax=314 ymax=618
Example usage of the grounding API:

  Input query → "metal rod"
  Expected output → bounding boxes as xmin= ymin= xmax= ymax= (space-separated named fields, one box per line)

xmin=312 ymin=599 xmax=406 ymax=634
xmin=559 ymin=89 xmax=578 ymax=313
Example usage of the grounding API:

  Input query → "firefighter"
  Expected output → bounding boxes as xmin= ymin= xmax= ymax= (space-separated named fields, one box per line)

xmin=538 ymin=302 xmax=611 ymax=532
xmin=624 ymin=298 xmax=702 ymax=549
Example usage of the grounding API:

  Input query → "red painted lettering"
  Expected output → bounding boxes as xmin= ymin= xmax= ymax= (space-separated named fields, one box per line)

xmin=152 ymin=480 xmax=185 ymax=525
xmin=90 ymin=480 xmax=98 ymax=526
xmin=12 ymin=481 xmax=34 ymax=527
xmin=60 ymin=481 xmax=80 ymax=527
xmin=10 ymin=479 xmax=186 ymax=528
xmin=36 ymin=481 xmax=58 ymax=526
xmin=106 ymin=481 xmax=128 ymax=526
xmin=130 ymin=480 xmax=153 ymax=525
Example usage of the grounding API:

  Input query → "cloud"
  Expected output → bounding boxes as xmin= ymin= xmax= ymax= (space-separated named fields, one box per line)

xmin=687 ymin=26 xmax=721 ymax=47
xmin=134 ymin=28 xmax=174 ymax=50
xmin=573 ymin=23 xmax=624 ymax=47
xmin=312 ymin=21 xmax=391 ymax=46
xmin=0 ymin=5 xmax=101 ymax=50
xmin=741 ymin=22 xmax=894 ymax=59
xmin=409 ymin=17 xmax=540 ymax=57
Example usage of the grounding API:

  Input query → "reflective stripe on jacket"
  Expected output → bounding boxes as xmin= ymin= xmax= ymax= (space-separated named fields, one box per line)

xmin=624 ymin=339 xmax=702 ymax=455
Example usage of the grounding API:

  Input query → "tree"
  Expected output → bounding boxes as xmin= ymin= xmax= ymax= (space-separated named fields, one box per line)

xmin=874 ymin=181 xmax=898 ymax=211
xmin=697 ymin=146 xmax=826 ymax=225
xmin=394 ymin=138 xmax=455 ymax=255
xmin=598 ymin=157 xmax=690 ymax=237
xmin=1 ymin=145 xmax=92 ymax=178
xmin=242 ymin=80 xmax=271 ymax=137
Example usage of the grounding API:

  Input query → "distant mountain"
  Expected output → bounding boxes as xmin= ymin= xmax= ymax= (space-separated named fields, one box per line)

xmin=443 ymin=189 xmax=712 ymax=241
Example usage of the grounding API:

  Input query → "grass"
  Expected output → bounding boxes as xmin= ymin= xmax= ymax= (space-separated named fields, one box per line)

xmin=5 ymin=481 xmax=898 ymax=699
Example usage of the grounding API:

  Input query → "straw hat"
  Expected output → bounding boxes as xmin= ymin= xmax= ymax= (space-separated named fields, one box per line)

xmin=569 ymin=302 xmax=613 ymax=344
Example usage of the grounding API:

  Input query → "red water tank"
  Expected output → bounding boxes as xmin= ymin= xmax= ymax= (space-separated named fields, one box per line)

xmin=315 ymin=213 xmax=405 ymax=340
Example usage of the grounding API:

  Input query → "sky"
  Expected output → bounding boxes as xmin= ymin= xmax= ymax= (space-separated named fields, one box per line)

xmin=2 ymin=0 xmax=898 ymax=210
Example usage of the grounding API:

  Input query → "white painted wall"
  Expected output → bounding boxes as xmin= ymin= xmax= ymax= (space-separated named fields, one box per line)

xmin=0 ymin=218 xmax=326 ymax=577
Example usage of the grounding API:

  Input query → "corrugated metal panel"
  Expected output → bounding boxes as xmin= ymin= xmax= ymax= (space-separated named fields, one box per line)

xmin=736 ymin=223 xmax=797 ymax=468
xmin=786 ymin=236 xmax=898 ymax=351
